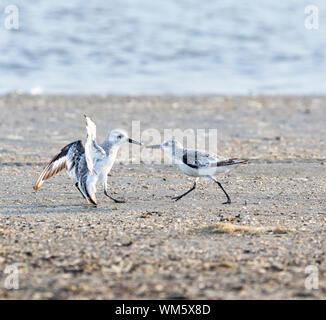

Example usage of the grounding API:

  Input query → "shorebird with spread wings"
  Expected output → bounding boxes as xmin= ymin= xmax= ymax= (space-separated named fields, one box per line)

xmin=34 ymin=115 xmax=142 ymax=206
xmin=147 ymin=140 xmax=247 ymax=204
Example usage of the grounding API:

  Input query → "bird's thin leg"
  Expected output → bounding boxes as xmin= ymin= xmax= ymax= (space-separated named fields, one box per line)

xmin=172 ymin=178 xmax=198 ymax=201
xmin=80 ymin=179 xmax=97 ymax=206
xmin=208 ymin=176 xmax=231 ymax=204
xmin=104 ymin=189 xmax=126 ymax=203
xmin=103 ymin=180 xmax=125 ymax=203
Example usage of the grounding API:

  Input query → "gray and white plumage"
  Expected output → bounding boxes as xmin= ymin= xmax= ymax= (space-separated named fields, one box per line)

xmin=34 ymin=115 xmax=142 ymax=206
xmin=147 ymin=140 xmax=248 ymax=204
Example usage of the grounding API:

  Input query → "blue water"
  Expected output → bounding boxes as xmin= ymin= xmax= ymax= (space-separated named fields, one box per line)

xmin=0 ymin=0 xmax=325 ymax=95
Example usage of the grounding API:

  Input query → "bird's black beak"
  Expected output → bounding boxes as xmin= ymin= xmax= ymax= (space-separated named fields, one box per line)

xmin=128 ymin=138 xmax=143 ymax=146
xmin=146 ymin=144 xmax=161 ymax=149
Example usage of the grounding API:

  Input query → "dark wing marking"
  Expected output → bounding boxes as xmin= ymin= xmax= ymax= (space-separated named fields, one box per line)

xmin=182 ymin=150 xmax=210 ymax=169
xmin=33 ymin=140 xmax=84 ymax=191
xmin=183 ymin=151 xmax=198 ymax=168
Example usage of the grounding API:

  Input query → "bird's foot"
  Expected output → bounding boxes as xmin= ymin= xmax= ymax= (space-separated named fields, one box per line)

xmin=86 ymin=200 xmax=97 ymax=206
xmin=222 ymin=199 xmax=231 ymax=205
xmin=172 ymin=196 xmax=182 ymax=202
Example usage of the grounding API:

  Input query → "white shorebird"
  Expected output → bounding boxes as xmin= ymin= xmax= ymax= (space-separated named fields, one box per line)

xmin=34 ymin=115 xmax=142 ymax=206
xmin=147 ymin=140 xmax=248 ymax=204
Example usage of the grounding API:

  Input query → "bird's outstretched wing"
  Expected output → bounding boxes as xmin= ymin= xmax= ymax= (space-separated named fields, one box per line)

xmin=182 ymin=149 xmax=248 ymax=169
xmin=33 ymin=140 xmax=84 ymax=191
xmin=84 ymin=115 xmax=106 ymax=174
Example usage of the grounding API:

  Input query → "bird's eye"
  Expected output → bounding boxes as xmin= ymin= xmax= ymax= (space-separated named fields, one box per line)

xmin=118 ymin=135 xmax=123 ymax=139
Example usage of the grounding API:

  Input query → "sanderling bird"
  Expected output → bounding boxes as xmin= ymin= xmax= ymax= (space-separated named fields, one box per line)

xmin=34 ymin=115 xmax=142 ymax=206
xmin=147 ymin=140 xmax=247 ymax=204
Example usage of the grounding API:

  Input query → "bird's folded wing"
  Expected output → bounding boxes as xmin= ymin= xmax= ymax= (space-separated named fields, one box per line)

xmin=183 ymin=149 xmax=247 ymax=169
xmin=84 ymin=115 xmax=106 ymax=174
xmin=33 ymin=140 xmax=84 ymax=191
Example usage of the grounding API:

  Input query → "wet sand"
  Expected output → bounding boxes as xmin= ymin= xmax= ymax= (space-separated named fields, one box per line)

xmin=0 ymin=94 xmax=325 ymax=299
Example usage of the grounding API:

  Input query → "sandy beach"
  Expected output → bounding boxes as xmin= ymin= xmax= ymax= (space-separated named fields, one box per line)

xmin=0 ymin=94 xmax=325 ymax=299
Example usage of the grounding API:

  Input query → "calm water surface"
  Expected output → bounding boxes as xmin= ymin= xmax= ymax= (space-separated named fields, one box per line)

xmin=0 ymin=0 xmax=325 ymax=94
